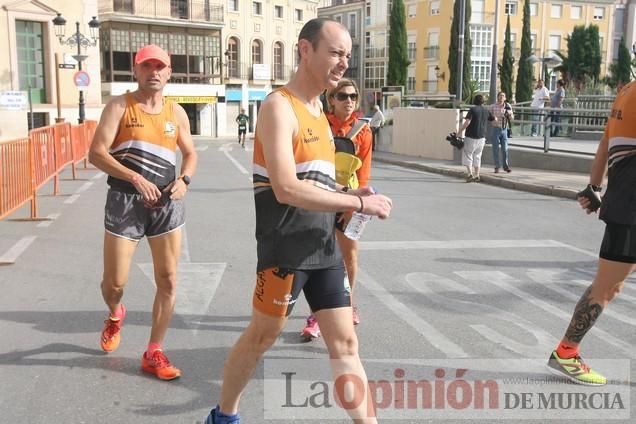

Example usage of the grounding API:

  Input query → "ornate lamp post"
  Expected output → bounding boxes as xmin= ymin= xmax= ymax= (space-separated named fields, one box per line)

xmin=52 ymin=13 xmax=100 ymax=123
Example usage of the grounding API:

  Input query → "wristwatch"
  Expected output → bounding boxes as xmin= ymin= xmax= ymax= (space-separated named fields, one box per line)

xmin=179 ymin=175 xmax=191 ymax=186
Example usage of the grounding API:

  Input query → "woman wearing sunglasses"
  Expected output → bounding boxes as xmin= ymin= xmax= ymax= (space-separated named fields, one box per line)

xmin=301 ymin=78 xmax=373 ymax=340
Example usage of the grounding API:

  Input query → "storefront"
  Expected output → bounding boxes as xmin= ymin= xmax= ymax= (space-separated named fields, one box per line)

xmin=165 ymin=95 xmax=217 ymax=136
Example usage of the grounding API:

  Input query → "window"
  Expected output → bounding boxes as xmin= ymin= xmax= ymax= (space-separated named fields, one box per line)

xmin=570 ymin=5 xmax=581 ymax=19
xmin=509 ymin=33 xmax=517 ymax=51
xmin=228 ymin=0 xmax=238 ymax=12
xmin=16 ymin=20 xmax=46 ymax=103
xmin=274 ymin=5 xmax=283 ymax=18
xmin=252 ymin=40 xmax=262 ymax=64
xmin=593 ymin=7 xmax=604 ymax=20
xmin=295 ymin=8 xmax=303 ymax=22
xmin=365 ymin=2 xmax=371 ymax=25
xmin=430 ymin=1 xmax=440 ymax=15
xmin=253 ymin=2 xmax=262 ymax=15
xmin=615 ymin=8 xmax=625 ymax=32
xmin=548 ymin=34 xmax=561 ymax=53
xmin=407 ymin=35 xmax=416 ymax=60
xmin=408 ymin=4 xmax=416 ymax=18
xmin=550 ymin=5 xmax=562 ymax=18
xmin=273 ymin=41 xmax=284 ymax=79
xmin=227 ymin=37 xmax=239 ymax=78
xmin=113 ymin=0 xmax=133 ymax=13
xmin=529 ymin=3 xmax=538 ymax=16
xmin=505 ymin=1 xmax=517 ymax=16
xmin=364 ymin=62 xmax=385 ymax=90
xmin=530 ymin=33 xmax=537 ymax=52
xmin=470 ymin=24 xmax=493 ymax=91
xmin=348 ymin=13 xmax=357 ymax=38
xmin=334 ymin=15 xmax=342 ymax=24
xmin=171 ymin=0 xmax=188 ymax=19
xmin=613 ymin=39 xmax=621 ymax=60
xmin=471 ymin=0 xmax=484 ymax=23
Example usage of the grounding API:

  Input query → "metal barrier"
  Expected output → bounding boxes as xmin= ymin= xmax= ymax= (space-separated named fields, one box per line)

xmin=0 ymin=120 xmax=96 ymax=220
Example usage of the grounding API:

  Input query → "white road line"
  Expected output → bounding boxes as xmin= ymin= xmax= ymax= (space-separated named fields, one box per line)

xmin=527 ymin=270 xmax=636 ymax=327
xmin=359 ymin=239 xmax=565 ymax=250
xmin=357 ymin=268 xmax=468 ymax=358
xmin=0 ymin=236 xmax=37 ymax=264
xmin=91 ymin=172 xmax=105 ymax=180
xmin=37 ymin=213 xmax=60 ymax=228
xmin=195 ymin=145 xmax=209 ymax=151
xmin=76 ymin=181 xmax=93 ymax=193
xmin=64 ymin=194 xmax=80 ymax=204
xmin=220 ymin=142 xmax=250 ymax=176
xmin=456 ymin=270 xmax=636 ymax=359
xmin=551 ymin=241 xmax=597 ymax=258
xmin=181 ymin=226 xmax=191 ymax=263
xmin=405 ymin=272 xmax=556 ymax=357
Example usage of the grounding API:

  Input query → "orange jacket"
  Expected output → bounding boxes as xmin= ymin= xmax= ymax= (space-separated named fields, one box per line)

xmin=326 ymin=112 xmax=373 ymax=187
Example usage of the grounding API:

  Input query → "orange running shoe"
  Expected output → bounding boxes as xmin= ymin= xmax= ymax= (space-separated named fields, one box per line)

xmin=141 ymin=350 xmax=181 ymax=381
xmin=100 ymin=305 xmax=126 ymax=353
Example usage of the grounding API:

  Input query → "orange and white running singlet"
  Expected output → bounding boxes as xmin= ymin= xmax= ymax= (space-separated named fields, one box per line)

xmin=107 ymin=93 xmax=179 ymax=191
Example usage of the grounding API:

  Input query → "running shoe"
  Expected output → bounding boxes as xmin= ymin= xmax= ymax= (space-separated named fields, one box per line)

xmin=546 ymin=350 xmax=606 ymax=386
xmin=301 ymin=314 xmax=321 ymax=340
xmin=352 ymin=306 xmax=361 ymax=325
xmin=141 ymin=350 xmax=182 ymax=381
xmin=100 ymin=305 xmax=126 ymax=353
xmin=205 ymin=407 xmax=241 ymax=424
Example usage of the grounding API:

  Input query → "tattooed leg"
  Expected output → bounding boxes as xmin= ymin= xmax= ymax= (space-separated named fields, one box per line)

xmin=563 ymin=285 xmax=604 ymax=344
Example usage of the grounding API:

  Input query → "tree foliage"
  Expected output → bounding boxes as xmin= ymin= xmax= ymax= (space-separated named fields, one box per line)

xmin=498 ymin=15 xmax=514 ymax=99
xmin=515 ymin=0 xmax=533 ymax=103
xmin=386 ymin=0 xmax=409 ymax=87
xmin=565 ymin=25 xmax=602 ymax=88
xmin=607 ymin=37 xmax=633 ymax=88
xmin=448 ymin=0 xmax=472 ymax=100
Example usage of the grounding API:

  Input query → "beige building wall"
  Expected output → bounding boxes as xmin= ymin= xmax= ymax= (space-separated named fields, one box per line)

xmin=0 ymin=0 xmax=102 ymax=137
xmin=409 ymin=0 xmax=619 ymax=101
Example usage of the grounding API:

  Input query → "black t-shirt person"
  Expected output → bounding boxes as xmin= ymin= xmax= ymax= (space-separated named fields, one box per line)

xmin=464 ymin=105 xmax=494 ymax=139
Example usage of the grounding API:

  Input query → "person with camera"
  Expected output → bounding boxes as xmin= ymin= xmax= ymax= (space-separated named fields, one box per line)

xmin=489 ymin=91 xmax=514 ymax=173
xmin=458 ymin=94 xmax=495 ymax=182
xmin=547 ymin=81 xmax=636 ymax=386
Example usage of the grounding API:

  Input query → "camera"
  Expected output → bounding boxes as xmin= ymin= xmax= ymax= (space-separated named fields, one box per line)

xmin=446 ymin=132 xmax=465 ymax=150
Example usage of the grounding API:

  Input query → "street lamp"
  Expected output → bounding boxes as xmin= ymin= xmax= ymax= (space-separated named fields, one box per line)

xmin=52 ymin=13 xmax=100 ymax=123
xmin=527 ymin=52 xmax=562 ymax=82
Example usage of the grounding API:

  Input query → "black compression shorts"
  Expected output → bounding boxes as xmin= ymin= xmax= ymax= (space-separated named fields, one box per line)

xmin=599 ymin=223 xmax=636 ymax=263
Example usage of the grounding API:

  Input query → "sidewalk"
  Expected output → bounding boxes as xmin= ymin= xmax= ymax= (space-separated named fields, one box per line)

xmin=373 ymin=151 xmax=591 ymax=200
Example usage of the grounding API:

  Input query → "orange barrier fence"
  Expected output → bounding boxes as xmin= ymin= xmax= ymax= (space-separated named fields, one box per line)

xmin=0 ymin=120 xmax=97 ymax=220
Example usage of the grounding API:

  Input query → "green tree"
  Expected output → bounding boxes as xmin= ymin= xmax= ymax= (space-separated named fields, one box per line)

xmin=386 ymin=0 xmax=409 ymax=86
xmin=448 ymin=0 xmax=472 ymax=100
xmin=607 ymin=37 xmax=633 ymax=88
xmin=566 ymin=25 xmax=602 ymax=89
xmin=515 ymin=0 xmax=533 ymax=103
xmin=498 ymin=15 xmax=514 ymax=98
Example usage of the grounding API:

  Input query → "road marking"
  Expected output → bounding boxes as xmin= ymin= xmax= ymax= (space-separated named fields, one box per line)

xmin=64 ymin=194 xmax=80 ymax=204
xmin=181 ymin=226 xmax=191 ymax=263
xmin=456 ymin=270 xmax=636 ymax=359
xmin=195 ymin=145 xmax=209 ymax=151
xmin=76 ymin=181 xmax=93 ymax=193
xmin=550 ymin=241 xmax=597 ymax=258
xmin=220 ymin=142 xmax=250 ymax=176
xmin=405 ymin=272 xmax=556 ymax=357
xmin=139 ymin=262 xmax=227 ymax=333
xmin=37 ymin=213 xmax=60 ymax=228
xmin=0 ymin=236 xmax=37 ymax=265
xmin=359 ymin=239 xmax=565 ymax=251
xmin=91 ymin=172 xmax=105 ymax=180
xmin=358 ymin=268 xmax=468 ymax=358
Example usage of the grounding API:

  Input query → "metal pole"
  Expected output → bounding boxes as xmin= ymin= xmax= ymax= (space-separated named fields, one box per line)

xmin=456 ymin=0 xmax=466 ymax=105
xmin=76 ymin=22 xmax=85 ymax=124
xmin=54 ymin=53 xmax=64 ymax=123
xmin=489 ymin=0 xmax=501 ymax=103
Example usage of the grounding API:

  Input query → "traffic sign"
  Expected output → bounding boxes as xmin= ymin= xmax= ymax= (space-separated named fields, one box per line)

xmin=73 ymin=71 xmax=90 ymax=88
xmin=58 ymin=63 xmax=75 ymax=69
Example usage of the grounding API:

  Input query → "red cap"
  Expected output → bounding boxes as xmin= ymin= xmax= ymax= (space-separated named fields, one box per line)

xmin=135 ymin=44 xmax=170 ymax=67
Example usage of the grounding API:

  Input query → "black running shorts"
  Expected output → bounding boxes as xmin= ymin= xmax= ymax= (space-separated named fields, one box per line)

xmin=599 ymin=223 xmax=636 ymax=263
xmin=252 ymin=264 xmax=350 ymax=317
xmin=104 ymin=189 xmax=185 ymax=241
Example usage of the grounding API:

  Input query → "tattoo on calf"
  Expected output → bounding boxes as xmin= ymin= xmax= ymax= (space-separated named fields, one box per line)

xmin=565 ymin=286 xmax=603 ymax=343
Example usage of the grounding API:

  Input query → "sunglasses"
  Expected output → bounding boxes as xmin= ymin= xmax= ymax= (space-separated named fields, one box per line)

xmin=334 ymin=92 xmax=358 ymax=101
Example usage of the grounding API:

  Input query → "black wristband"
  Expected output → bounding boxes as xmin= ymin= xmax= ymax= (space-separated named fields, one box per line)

xmin=589 ymin=184 xmax=602 ymax=192
xmin=341 ymin=186 xmax=349 ymax=193
xmin=356 ymin=195 xmax=364 ymax=213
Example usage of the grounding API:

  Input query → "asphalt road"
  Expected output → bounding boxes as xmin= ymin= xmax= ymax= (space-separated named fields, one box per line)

xmin=0 ymin=136 xmax=634 ymax=424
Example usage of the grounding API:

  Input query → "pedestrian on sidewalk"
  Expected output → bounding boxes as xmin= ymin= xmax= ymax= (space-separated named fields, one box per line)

xmin=203 ymin=18 xmax=392 ymax=424
xmin=459 ymin=94 xmax=495 ymax=182
xmin=300 ymin=78 xmax=373 ymax=340
xmin=88 ymin=44 xmax=198 ymax=380
xmin=235 ymin=108 xmax=249 ymax=147
xmin=530 ymin=79 xmax=550 ymax=137
xmin=489 ymin=91 xmax=514 ymax=173
xmin=549 ymin=79 xmax=566 ymax=137
xmin=369 ymin=104 xmax=385 ymax=151
xmin=547 ymin=80 xmax=636 ymax=386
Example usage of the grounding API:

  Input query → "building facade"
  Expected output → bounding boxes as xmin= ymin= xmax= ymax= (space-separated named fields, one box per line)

xmin=0 ymin=0 xmax=103 ymax=139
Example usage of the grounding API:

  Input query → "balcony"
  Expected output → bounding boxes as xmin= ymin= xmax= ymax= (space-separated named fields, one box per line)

xmin=423 ymin=46 xmax=440 ymax=60
xmin=99 ymin=0 xmax=224 ymax=24
xmin=223 ymin=62 xmax=294 ymax=84
xmin=365 ymin=47 xmax=386 ymax=59
xmin=422 ymin=80 xmax=438 ymax=93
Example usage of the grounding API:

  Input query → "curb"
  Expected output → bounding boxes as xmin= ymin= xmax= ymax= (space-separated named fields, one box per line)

xmin=375 ymin=157 xmax=579 ymax=201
